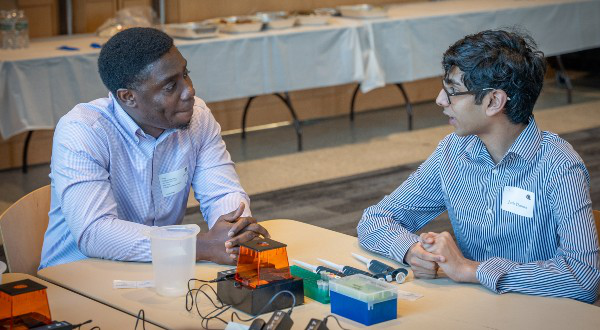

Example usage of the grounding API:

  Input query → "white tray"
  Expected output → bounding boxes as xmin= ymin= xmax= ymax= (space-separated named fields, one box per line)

xmin=208 ymin=16 xmax=264 ymax=34
xmin=296 ymin=15 xmax=330 ymax=26
xmin=338 ymin=4 xmax=387 ymax=19
xmin=267 ymin=17 xmax=297 ymax=29
xmin=256 ymin=12 xmax=297 ymax=29
xmin=162 ymin=23 xmax=218 ymax=39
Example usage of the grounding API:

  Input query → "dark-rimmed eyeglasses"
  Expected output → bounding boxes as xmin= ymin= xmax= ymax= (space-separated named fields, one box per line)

xmin=441 ymin=85 xmax=511 ymax=104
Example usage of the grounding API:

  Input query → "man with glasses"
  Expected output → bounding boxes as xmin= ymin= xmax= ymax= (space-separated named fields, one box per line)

xmin=357 ymin=30 xmax=599 ymax=303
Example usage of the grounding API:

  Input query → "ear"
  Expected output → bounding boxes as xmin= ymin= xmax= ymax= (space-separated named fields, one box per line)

xmin=484 ymin=90 xmax=509 ymax=117
xmin=116 ymin=89 xmax=136 ymax=108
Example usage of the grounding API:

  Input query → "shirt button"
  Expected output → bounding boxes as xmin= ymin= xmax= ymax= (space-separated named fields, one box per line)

xmin=486 ymin=209 xmax=493 ymax=215
xmin=492 ymin=169 xmax=498 ymax=175
xmin=486 ymin=245 xmax=492 ymax=252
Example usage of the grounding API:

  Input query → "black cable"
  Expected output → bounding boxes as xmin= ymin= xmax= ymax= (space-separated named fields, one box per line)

xmin=134 ymin=309 xmax=146 ymax=330
xmin=323 ymin=315 xmax=351 ymax=330
xmin=193 ymin=284 xmax=229 ymax=329
xmin=186 ymin=278 xmax=296 ymax=329
xmin=230 ymin=290 xmax=296 ymax=323
xmin=72 ymin=320 xmax=92 ymax=329
xmin=90 ymin=327 xmax=101 ymax=330
xmin=186 ymin=279 xmax=232 ymax=329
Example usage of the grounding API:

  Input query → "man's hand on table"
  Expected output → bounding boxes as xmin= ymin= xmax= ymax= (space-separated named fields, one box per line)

xmin=417 ymin=231 xmax=480 ymax=283
xmin=405 ymin=240 xmax=443 ymax=279
xmin=196 ymin=203 xmax=270 ymax=265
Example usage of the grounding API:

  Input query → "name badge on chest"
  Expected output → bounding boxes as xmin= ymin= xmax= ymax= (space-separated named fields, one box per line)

xmin=158 ymin=167 xmax=188 ymax=198
xmin=501 ymin=186 xmax=535 ymax=218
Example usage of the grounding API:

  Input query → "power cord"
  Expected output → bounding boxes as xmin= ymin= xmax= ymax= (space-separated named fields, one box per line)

xmin=134 ymin=309 xmax=146 ymax=330
xmin=71 ymin=320 xmax=92 ymax=329
xmin=304 ymin=315 xmax=350 ymax=330
xmin=186 ymin=278 xmax=297 ymax=329
xmin=230 ymin=290 xmax=296 ymax=323
xmin=186 ymin=279 xmax=232 ymax=329
xmin=323 ymin=315 xmax=350 ymax=330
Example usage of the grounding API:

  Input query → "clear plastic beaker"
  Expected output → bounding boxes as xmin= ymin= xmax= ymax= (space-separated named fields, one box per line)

xmin=146 ymin=224 xmax=200 ymax=297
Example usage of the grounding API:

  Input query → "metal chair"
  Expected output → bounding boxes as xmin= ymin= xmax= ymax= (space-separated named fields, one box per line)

xmin=0 ymin=185 xmax=50 ymax=275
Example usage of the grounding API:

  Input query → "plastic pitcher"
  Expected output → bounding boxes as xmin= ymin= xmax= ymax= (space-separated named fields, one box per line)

xmin=147 ymin=224 xmax=200 ymax=297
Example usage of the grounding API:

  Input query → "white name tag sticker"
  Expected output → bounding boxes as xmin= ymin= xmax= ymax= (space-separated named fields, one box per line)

xmin=501 ymin=186 xmax=535 ymax=218
xmin=158 ymin=167 xmax=188 ymax=197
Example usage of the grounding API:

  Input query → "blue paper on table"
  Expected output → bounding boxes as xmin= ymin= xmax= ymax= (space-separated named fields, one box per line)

xmin=57 ymin=46 xmax=79 ymax=51
xmin=90 ymin=43 xmax=102 ymax=49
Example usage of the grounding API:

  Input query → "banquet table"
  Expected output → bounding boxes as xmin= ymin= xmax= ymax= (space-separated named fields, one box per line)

xmin=37 ymin=219 xmax=600 ymax=330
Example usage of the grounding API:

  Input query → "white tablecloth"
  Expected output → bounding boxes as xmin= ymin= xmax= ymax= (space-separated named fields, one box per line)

xmin=0 ymin=20 xmax=365 ymax=139
xmin=1 ymin=0 xmax=599 ymax=139
xmin=359 ymin=0 xmax=600 ymax=90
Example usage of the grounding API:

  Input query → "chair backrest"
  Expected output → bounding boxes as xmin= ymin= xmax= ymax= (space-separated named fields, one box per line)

xmin=594 ymin=210 xmax=600 ymax=245
xmin=0 ymin=185 xmax=51 ymax=275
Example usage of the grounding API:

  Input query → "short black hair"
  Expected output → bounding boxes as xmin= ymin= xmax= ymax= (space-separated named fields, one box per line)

xmin=98 ymin=27 xmax=174 ymax=96
xmin=442 ymin=29 xmax=546 ymax=125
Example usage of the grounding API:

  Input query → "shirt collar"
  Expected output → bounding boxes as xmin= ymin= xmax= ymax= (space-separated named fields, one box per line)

xmin=505 ymin=116 xmax=542 ymax=162
xmin=465 ymin=116 xmax=542 ymax=163
xmin=110 ymin=93 xmax=144 ymax=143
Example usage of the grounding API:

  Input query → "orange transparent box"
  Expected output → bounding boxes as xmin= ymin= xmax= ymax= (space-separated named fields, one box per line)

xmin=0 ymin=279 xmax=52 ymax=330
xmin=234 ymin=238 xmax=292 ymax=288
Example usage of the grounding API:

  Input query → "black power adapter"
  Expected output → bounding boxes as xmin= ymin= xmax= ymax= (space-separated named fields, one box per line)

xmin=30 ymin=321 xmax=74 ymax=330
xmin=304 ymin=318 xmax=329 ymax=330
xmin=246 ymin=311 xmax=293 ymax=330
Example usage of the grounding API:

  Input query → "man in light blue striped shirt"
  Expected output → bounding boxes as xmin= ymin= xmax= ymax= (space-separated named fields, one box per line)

xmin=358 ymin=30 xmax=600 ymax=303
xmin=40 ymin=28 xmax=268 ymax=269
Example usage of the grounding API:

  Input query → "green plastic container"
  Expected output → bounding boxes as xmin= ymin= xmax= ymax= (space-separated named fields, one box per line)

xmin=290 ymin=265 xmax=331 ymax=304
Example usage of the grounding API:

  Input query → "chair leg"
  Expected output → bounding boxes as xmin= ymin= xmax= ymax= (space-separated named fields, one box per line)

xmin=274 ymin=92 xmax=303 ymax=151
xmin=349 ymin=84 xmax=361 ymax=122
xmin=241 ymin=96 xmax=256 ymax=139
xmin=554 ymin=55 xmax=573 ymax=104
xmin=395 ymin=83 xmax=414 ymax=130
xmin=22 ymin=131 xmax=33 ymax=173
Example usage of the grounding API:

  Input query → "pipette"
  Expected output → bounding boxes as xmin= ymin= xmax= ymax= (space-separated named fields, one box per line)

xmin=292 ymin=259 xmax=345 ymax=277
xmin=317 ymin=258 xmax=382 ymax=279
xmin=352 ymin=253 xmax=408 ymax=283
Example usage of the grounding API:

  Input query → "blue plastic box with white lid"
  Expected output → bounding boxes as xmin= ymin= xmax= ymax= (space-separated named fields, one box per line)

xmin=329 ymin=274 xmax=398 ymax=325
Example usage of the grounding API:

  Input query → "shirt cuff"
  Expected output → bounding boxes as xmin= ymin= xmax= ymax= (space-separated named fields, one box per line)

xmin=476 ymin=257 xmax=518 ymax=293
xmin=388 ymin=233 xmax=420 ymax=266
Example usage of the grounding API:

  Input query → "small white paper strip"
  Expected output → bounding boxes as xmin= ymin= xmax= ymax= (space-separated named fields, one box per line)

xmin=397 ymin=289 xmax=423 ymax=301
xmin=113 ymin=280 xmax=155 ymax=289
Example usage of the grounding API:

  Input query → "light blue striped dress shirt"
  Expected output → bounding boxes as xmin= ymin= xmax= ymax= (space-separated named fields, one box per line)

xmin=358 ymin=118 xmax=600 ymax=303
xmin=40 ymin=94 xmax=251 ymax=269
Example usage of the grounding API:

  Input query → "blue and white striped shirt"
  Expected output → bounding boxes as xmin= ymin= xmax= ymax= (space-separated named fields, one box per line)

xmin=40 ymin=94 xmax=251 ymax=269
xmin=357 ymin=118 xmax=600 ymax=303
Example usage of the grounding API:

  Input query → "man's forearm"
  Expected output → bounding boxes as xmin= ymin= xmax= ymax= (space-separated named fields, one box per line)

xmin=477 ymin=256 xmax=600 ymax=303
xmin=77 ymin=216 xmax=152 ymax=262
